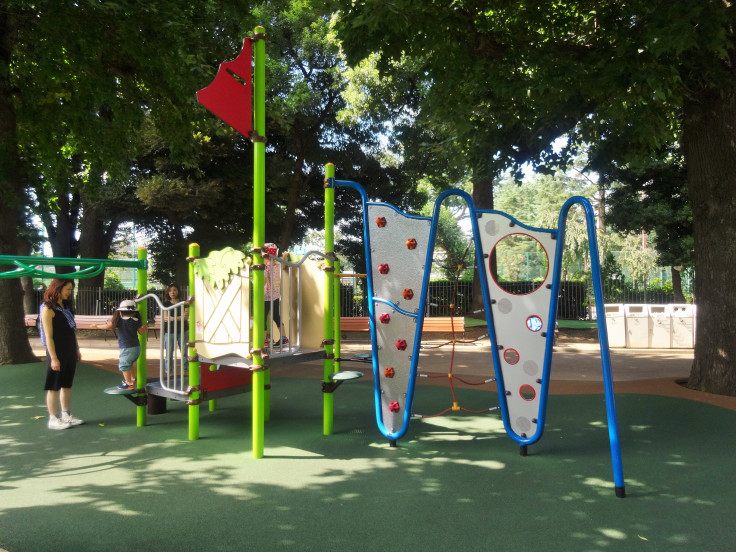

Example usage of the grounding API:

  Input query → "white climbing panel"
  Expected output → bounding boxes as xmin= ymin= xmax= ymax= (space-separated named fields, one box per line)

xmin=366 ymin=203 xmax=432 ymax=435
xmin=477 ymin=212 xmax=558 ymax=440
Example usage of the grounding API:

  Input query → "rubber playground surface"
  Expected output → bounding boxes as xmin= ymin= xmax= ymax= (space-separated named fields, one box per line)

xmin=1 ymin=333 xmax=735 ymax=551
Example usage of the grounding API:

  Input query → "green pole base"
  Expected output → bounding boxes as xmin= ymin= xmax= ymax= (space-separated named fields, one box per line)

xmin=323 ymin=392 xmax=334 ymax=435
xmin=188 ymin=404 xmax=200 ymax=440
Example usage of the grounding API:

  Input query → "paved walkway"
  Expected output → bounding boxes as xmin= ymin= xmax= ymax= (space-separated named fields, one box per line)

xmin=30 ymin=333 xmax=736 ymax=411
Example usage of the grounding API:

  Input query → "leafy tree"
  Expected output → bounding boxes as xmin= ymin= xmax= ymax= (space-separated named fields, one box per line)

xmin=134 ymin=0 xmax=425 ymax=282
xmin=600 ymin=252 xmax=626 ymax=303
xmin=601 ymin=150 xmax=692 ymax=302
xmin=1 ymin=1 xmax=252 ymax=363
xmin=1 ymin=0 xmax=422 ymax=363
xmin=103 ymin=272 xmax=126 ymax=292
xmin=416 ymin=181 xmax=474 ymax=280
xmin=616 ymin=233 xmax=660 ymax=289
xmin=494 ymin=164 xmax=603 ymax=280
xmin=338 ymin=1 xmax=736 ymax=395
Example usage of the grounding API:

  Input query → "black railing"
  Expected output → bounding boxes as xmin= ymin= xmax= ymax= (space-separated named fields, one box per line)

xmin=28 ymin=281 xmax=685 ymax=322
xmin=338 ymin=278 xmax=685 ymax=320
xmin=28 ymin=287 xmax=188 ymax=319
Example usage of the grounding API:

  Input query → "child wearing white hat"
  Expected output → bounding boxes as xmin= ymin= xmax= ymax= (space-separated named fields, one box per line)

xmin=96 ymin=299 xmax=148 ymax=389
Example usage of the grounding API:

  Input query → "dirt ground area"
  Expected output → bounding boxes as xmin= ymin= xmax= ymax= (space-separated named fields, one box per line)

xmin=27 ymin=326 xmax=736 ymax=412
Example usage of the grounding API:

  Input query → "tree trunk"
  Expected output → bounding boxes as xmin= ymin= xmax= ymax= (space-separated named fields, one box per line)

xmin=670 ymin=266 xmax=686 ymax=304
xmin=0 ymin=13 xmax=38 ymax=364
xmin=0 ymin=200 xmax=38 ymax=363
xmin=77 ymin=205 xmax=119 ymax=292
xmin=46 ymin=191 xmax=81 ymax=269
xmin=21 ymin=277 xmax=37 ymax=314
xmin=16 ymin=239 xmax=37 ymax=314
xmin=279 ymin=165 xmax=304 ymax=252
xmin=684 ymin=88 xmax=736 ymax=396
xmin=470 ymin=174 xmax=494 ymax=318
xmin=596 ymin=188 xmax=606 ymax=231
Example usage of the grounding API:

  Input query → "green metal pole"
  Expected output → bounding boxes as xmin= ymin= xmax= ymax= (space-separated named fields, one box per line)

xmin=188 ymin=243 xmax=201 ymax=440
xmin=323 ymin=163 xmax=336 ymax=435
xmin=252 ymin=27 xmax=267 ymax=458
xmin=136 ymin=247 xmax=148 ymax=428
xmin=333 ymin=259 xmax=342 ymax=375
xmin=209 ymin=361 xmax=217 ymax=411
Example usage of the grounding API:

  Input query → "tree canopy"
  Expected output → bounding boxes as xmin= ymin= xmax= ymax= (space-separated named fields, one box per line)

xmin=337 ymin=0 xmax=736 ymax=395
xmin=1 ymin=1 xmax=254 ymax=361
xmin=0 ymin=0 xmax=422 ymax=362
xmin=3 ymin=1 xmax=735 ymax=398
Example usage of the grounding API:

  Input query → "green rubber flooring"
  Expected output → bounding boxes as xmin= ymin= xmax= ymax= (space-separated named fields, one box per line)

xmin=1 ymin=362 xmax=734 ymax=551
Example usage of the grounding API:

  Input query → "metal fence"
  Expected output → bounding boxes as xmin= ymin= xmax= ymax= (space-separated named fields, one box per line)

xmin=339 ymin=277 xmax=686 ymax=320
xmin=29 ymin=280 xmax=686 ymax=322
xmin=28 ymin=287 xmax=189 ymax=319
xmin=338 ymin=279 xmax=474 ymax=318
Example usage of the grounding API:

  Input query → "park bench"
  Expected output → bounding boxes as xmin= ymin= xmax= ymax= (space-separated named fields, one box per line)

xmin=339 ymin=316 xmax=465 ymax=335
xmin=26 ymin=314 xmax=115 ymax=340
xmin=26 ymin=313 xmax=161 ymax=340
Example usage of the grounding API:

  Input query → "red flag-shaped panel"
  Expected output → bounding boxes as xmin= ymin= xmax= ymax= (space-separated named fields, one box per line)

xmin=196 ymin=38 xmax=253 ymax=137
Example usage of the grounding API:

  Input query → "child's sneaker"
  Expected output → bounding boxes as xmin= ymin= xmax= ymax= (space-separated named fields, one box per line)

xmin=117 ymin=380 xmax=133 ymax=390
xmin=61 ymin=412 xmax=84 ymax=426
xmin=48 ymin=416 xmax=72 ymax=430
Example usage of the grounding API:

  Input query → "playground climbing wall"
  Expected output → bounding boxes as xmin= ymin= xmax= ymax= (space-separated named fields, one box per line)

xmin=366 ymin=204 xmax=433 ymax=437
xmin=476 ymin=212 xmax=558 ymax=441
xmin=343 ymin=181 xmax=566 ymax=447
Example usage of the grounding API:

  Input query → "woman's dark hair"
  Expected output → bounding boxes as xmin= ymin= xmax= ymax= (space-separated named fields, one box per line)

xmin=43 ymin=279 xmax=75 ymax=310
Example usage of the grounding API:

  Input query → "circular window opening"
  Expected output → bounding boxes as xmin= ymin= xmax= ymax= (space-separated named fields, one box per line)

xmin=504 ymin=348 xmax=520 ymax=365
xmin=490 ymin=233 xmax=549 ymax=295
xmin=526 ymin=315 xmax=543 ymax=332
xmin=519 ymin=384 xmax=537 ymax=401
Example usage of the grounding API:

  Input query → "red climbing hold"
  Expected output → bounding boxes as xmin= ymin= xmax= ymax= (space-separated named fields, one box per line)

xmin=379 ymin=313 xmax=391 ymax=324
xmin=389 ymin=401 xmax=400 ymax=413
xmin=395 ymin=339 xmax=407 ymax=351
xmin=378 ymin=263 xmax=389 ymax=275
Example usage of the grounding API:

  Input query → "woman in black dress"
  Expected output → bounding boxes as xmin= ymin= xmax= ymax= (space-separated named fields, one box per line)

xmin=40 ymin=278 xmax=84 ymax=430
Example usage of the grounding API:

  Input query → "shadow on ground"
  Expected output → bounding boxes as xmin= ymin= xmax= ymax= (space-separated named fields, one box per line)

xmin=1 ymin=362 xmax=734 ymax=551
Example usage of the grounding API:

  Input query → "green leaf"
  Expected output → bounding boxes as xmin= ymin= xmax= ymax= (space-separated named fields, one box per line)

xmin=194 ymin=247 xmax=246 ymax=289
